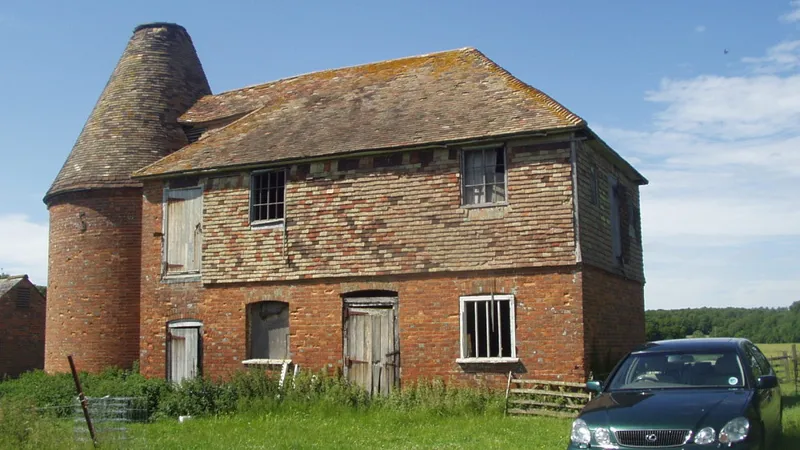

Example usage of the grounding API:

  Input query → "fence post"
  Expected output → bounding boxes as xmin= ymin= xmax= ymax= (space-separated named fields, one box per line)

xmin=793 ymin=344 xmax=798 ymax=394
xmin=68 ymin=355 xmax=97 ymax=447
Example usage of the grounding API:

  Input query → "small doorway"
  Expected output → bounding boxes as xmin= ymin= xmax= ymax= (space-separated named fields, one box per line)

xmin=343 ymin=293 xmax=399 ymax=395
xmin=167 ymin=320 xmax=202 ymax=383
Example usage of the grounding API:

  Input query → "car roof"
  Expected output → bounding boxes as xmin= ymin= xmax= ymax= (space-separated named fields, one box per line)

xmin=631 ymin=338 xmax=749 ymax=354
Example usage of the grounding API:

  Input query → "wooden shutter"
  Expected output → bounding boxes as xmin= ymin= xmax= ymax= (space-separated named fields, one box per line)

xmin=166 ymin=187 xmax=202 ymax=274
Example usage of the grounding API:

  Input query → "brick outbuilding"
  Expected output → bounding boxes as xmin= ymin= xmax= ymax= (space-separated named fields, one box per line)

xmin=46 ymin=23 xmax=647 ymax=391
xmin=0 ymin=275 xmax=46 ymax=378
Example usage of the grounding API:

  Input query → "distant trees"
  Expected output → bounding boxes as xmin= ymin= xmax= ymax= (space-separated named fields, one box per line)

xmin=646 ymin=302 xmax=800 ymax=343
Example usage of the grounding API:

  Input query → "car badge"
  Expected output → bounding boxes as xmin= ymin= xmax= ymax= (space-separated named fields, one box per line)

xmin=646 ymin=434 xmax=658 ymax=442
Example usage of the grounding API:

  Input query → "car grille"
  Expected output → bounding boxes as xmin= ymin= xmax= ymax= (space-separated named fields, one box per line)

xmin=614 ymin=429 xmax=691 ymax=447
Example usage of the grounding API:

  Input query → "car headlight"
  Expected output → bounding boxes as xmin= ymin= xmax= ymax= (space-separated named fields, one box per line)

xmin=694 ymin=427 xmax=716 ymax=445
xmin=719 ymin=417 xmax=749 ymax=444
xmin=570 ymin=418 xmax=591 ymax=445
xmin=594 ymin=427 xmax=612 ymax=447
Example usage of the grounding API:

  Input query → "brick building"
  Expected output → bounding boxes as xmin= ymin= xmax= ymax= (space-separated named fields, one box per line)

xmin=0 ymin=275 xmax=46 ymax=378
xmin=45 ymin=23 xmax=647 ymax=391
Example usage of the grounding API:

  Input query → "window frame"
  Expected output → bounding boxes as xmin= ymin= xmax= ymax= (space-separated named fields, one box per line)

xmin=457 ymin=294 xmax=518 ymax=364
xmin=460 ymin=145 xmax=508 ymax=208
xmin=249 ymin=168 xmax=287 ymax=228
xmin=162 ymin=185 xmax=204 ymax=279
xmin=244 ymin=300 xmax=291 ymax=364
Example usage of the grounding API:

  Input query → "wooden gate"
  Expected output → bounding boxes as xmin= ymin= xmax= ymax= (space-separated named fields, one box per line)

xmin=344 ymin=299 xmax=398 ymax=395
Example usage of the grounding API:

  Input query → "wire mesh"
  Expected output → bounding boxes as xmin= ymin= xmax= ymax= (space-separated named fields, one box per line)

xmin=72 ymin=396 xmax=148 ymax=444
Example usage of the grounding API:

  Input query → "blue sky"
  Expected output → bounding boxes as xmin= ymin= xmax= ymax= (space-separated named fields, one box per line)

xmin=1 ymin=1 xmax=798 ymax=310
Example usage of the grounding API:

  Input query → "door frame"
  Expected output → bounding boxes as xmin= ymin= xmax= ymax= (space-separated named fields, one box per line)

xmin=342 ymin=295 xmax=400 ymax=393
xmin=166 ymin=319 xmax=203 ymax=382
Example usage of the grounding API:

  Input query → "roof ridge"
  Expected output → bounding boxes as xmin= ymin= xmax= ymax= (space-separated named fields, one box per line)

xmin=468 ymin=49 xmax=584 ymax=127
xmin=208 ymin=47 xmax=478 ymax=98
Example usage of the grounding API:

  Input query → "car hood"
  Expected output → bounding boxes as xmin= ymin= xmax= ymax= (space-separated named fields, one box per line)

xmin=579 ymin=389 xmax=752 ymax=430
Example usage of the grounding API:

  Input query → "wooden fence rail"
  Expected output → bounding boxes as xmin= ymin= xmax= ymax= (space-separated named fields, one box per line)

xmin=504 ymin=373 xmax=591 ymax=418
xmin=767 ymin=344 xmax=798 ymax=393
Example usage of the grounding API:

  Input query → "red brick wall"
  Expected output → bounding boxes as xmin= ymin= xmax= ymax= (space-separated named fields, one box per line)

xmin=45 ymin=189 xmax=142 ymax=373
xmin=139 ymin=266 xmax=586 ymax=385
xmin=581 ymin=264 xmax=645 ymax=378
xmin=0 ymin=279 xmax=46 ymax=378
xmin=200 ymin=139 xmax=576 ymax=284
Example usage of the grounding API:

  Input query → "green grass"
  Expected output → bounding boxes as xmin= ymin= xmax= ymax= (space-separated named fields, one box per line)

xmin=756 ymin=343 xmax=800 ymax=358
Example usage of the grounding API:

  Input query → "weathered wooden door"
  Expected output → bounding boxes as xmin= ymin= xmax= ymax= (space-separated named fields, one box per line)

xmin=168 ymin=321 xmax=201 ymax=383
xmin=344 ymin=305 xmax=398 ymax=395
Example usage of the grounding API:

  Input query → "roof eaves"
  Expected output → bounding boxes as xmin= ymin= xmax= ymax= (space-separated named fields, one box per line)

xmin=583 ymin=126 xmax=648 ymax=185
xmin=132 ymin=126 xmax=581 ymax=181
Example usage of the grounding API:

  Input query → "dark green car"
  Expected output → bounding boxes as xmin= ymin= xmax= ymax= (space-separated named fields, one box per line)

xmin=567 ymin=338 xmax=782 ymax=449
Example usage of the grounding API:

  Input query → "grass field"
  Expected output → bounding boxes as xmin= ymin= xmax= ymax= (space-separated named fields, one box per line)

xmin=5 ymin=395 xmax=800 ymax=449
xmin=756 ymin=343 xmax=800 ymax=358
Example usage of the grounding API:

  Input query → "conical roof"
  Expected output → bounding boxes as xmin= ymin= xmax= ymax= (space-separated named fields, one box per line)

xmin=45 ymin=23 xmax=211 ymax=202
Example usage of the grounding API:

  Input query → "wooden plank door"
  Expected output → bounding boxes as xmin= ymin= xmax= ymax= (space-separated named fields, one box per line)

xmin=345 ymin=306 xmax=397 ymax=395
xmin=169 ymin=326 xmax=200 ymax=383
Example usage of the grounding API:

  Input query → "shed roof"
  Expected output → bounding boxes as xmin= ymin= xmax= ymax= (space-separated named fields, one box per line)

xmin=0 ymin=275 xmax=27 ymax=297
xmin=135 ymin=48 xmax=586 ymax=178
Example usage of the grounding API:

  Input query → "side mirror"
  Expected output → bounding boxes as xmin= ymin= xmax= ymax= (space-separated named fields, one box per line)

xmin=586 ymin=380 xmax=603 ymax=393
xmin=756 ymin=375 xmax=778 ymax=389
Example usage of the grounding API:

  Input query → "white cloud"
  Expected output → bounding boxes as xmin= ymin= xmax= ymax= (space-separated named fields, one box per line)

xmin=0 ymin=214 xmax=48 ymax=284
xmin=644 ymin=74 xmax=800 ymax=139
xmin=742 ymin=40 xmax=800 ymax=73
xmin=695 ymin=25 xmax=706 ymax=33
xmin=599 ymin=40 xmax=800 ymax=310
xmin=780 ymin=0 xmax=800 ymax=23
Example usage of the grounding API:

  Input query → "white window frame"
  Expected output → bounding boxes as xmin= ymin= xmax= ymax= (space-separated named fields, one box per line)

xmin=249 ymin=168 xmax=287 ymax=228
xmin=163 ymin=185 xmax=203 ymax=278
xmin=457 ymin=294 xmax=518 ymax=363
xmin=460 ymin=145 xmax=508 ymax=207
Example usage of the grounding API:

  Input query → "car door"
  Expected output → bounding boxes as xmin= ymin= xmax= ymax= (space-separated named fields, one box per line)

xmin=751 ymin=344 xmax=782 ymax=443
xmin=744 ymin=342 xmax=781 ymax=445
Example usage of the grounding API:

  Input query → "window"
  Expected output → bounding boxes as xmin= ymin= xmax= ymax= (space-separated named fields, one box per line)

xmin=462 ymin=147 xmax=506 ymax=206
xmin=250 ymin=170 xmax=286 ymax=224
xmin=609 ymin=176 xmax=623 ymax=264
xmin=15 ymin=287 xmax=30 ymax=309
xmin=247 ymin=301 xmax=290 ymax=361
xmin=459 ymin=294 xmax=516 ymax=362
xmin=164 ymin=186 xmax=203 ymax=276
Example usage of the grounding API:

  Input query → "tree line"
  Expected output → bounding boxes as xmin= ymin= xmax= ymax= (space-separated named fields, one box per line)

xmin=646 ymin=301 xmax=800 ymax=343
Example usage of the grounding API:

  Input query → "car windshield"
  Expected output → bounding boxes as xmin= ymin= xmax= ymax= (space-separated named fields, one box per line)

xmin=607 ymin=351 xmax=746 ymax=390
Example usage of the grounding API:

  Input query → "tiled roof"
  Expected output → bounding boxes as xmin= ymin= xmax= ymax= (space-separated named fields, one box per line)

xmin=45 ymin=24 xmax=210 ymax=202
xmin=0 ymin=275 xmax=26 ymax=297
xmin=135 ymin=48 xmax=585 ymax=178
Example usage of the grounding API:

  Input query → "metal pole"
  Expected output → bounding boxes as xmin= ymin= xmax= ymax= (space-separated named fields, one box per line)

xmin=68 ymin=355 xmax=97 ymax=447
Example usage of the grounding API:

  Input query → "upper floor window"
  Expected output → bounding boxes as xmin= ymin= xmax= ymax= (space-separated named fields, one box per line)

xmin=15 ymin=287 xmax=30 ymax=309
xmin=164 ymin=186 xmax=203 ymax=276
xmin=250 ymin=170 xmax=286 ymax=225
xmin=462 ymin=147 xmax=506 ymax=206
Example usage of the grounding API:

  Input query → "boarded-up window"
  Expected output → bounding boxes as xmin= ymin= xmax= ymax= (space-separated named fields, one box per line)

xmin=459 ymin=295 xmax=516 ymax=361
xmin=164 ymin=187 xmax=203 ymax=275
xmin=462 ymin=147 xmax=506 ymax=205
xmin=248 ymin=301 xmax=290 ymax=360
xmin=15 ymin=287 xmax=30 ymax=309
xmin=609 ymin=176 xmax=622 ymax=264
